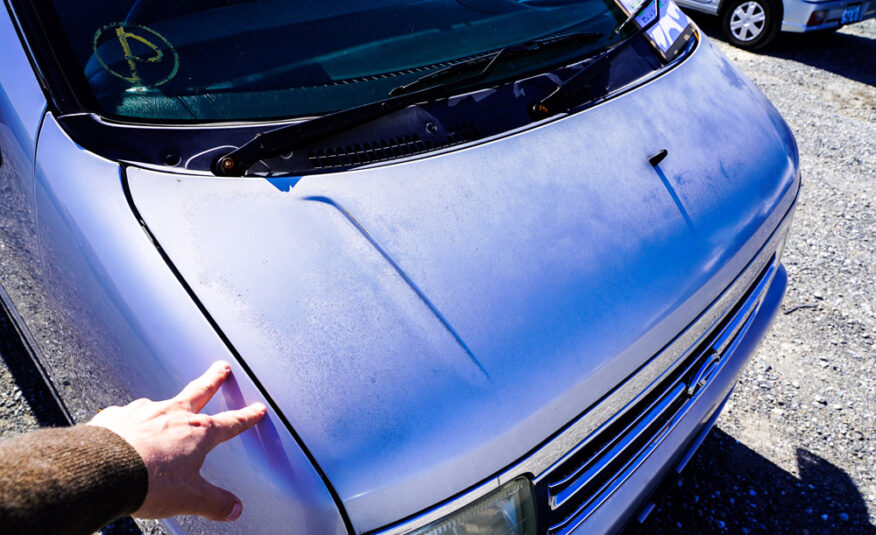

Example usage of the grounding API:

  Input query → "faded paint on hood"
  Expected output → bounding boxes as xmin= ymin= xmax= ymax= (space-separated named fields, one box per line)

xmin=126 ymin=38 xmax=798 ymax=533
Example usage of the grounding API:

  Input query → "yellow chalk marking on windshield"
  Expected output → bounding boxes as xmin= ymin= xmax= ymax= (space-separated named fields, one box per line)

xmin=93 ymin=23 xmax=180 ymax=87
xmin=114 ymin=26 xmax=165 ymax=83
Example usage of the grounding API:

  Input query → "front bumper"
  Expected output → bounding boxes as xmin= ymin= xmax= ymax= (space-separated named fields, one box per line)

xmin=782 ymin=0 xmax=875 ymax=32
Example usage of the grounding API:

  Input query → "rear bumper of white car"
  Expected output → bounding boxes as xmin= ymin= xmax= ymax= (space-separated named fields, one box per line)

xmin=782 ymin=0 xmax=875 ymax=32
xmin=675 ymin=0 xmax=875 ymax=32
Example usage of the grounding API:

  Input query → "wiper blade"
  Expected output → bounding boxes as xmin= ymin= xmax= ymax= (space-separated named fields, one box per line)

xmin=213 ymin=80 xmax=467 ymax=176
xmin=389 ymin=31 xmax=601 ymax=97
xmin=213 ymin=31 xmax=600 ymax=177
xmin=529 ymin=0 xmax=661 ymax=120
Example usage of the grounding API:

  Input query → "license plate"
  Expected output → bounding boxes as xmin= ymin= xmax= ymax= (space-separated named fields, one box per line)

xmin=841 ymin=4 xmax=862 ymax=24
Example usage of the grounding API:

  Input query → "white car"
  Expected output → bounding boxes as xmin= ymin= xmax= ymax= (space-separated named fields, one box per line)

xmin=675 ymin=0 xmax=874 ymax=48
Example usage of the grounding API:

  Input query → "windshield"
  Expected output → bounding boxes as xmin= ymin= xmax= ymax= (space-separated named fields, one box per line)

xmin=44 ymin=0 xmax=633 ymax=121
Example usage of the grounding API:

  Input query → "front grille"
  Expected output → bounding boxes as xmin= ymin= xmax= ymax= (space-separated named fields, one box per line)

xmin=537 ymin=258 xmax=776 ymax=535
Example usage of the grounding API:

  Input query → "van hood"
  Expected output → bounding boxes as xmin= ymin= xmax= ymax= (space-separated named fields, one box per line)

xmin=126 ymin=38 xmax=798 ymax=533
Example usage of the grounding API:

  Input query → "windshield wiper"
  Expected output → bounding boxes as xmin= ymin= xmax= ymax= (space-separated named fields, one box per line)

xmin=529 ymin=0 xmax=661 ymax=120
xmin=212 ymin=31 xmax=602 ymax=176
xmin=389 ymin=31 xmax=602 ymax=97
xmin=213 ymin=82 xmax=459 ymax=176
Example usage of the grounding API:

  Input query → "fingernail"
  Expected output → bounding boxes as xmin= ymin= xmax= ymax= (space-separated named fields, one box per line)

xmin=254 ymin=403 xmax=267 ymax=415
xmin=226 ymin=500 xmax=242 ymax=521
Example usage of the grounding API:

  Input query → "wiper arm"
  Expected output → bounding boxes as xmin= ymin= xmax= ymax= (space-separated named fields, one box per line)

xmin=213 ymin=31 xmax=600 ymax=177
xmin=213 ymin=80 xmax=468 ymax=176
xmin=529 ymin=0 xmax=661 ymax=120
xmin=389 ymin=31 xmax=601 ymax=97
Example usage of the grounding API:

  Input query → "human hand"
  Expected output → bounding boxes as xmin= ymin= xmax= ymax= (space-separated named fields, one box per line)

xmin=88 ymin=361 xmax=266 ymax=521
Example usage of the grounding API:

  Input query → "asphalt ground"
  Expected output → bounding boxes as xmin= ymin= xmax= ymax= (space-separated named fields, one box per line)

xmin=0 ymin=16 xmax=873 ymax=535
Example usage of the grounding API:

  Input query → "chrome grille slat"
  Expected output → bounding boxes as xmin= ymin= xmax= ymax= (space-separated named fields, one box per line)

xmin=547 ymin=377 xmax=671 ymax=492
xmin=540 ymin=261 xmax=776 ymax=534
xmin=549 ymin=382 xmax=693 ymax=535
xmin=549 ymin=382 xmax=687 ymax=509
xmin=545 ymin=337 xmax=722 ymax=497
xmin=711 ymin=263 xmax=773 ymax=356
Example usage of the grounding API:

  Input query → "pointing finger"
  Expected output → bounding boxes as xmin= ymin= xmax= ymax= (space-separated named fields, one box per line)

xmin=175 ymin=361 xmax=231 ymax=413
xmin=209 ymin=403 xmax=267 ymax=445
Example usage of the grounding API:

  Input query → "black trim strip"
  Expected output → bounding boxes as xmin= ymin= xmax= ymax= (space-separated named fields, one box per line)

xmin=118 ymin=165 xmax=355 ymax=535
xmin=0 ymin=282 xmax=74 ymax=426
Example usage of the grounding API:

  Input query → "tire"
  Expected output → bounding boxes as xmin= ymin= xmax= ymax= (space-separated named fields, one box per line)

xmin=721 ymin=0 xmax=781 ymax=50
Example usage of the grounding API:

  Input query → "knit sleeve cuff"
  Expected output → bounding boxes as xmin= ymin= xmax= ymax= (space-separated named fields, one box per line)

xmin=0 ymin=424 xmax=148 ymax=535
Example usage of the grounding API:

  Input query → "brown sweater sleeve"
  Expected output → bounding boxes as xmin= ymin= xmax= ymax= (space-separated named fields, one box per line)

xmin=0 ymin=425 xmax=148 ymax=535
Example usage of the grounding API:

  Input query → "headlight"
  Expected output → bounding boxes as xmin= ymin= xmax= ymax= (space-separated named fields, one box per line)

xmin=409 ymin=477 xmax=537 ymax=535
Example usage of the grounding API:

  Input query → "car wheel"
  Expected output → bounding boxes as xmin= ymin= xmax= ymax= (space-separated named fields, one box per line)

xmin=721 ymin=0 xmax=781 ymax=49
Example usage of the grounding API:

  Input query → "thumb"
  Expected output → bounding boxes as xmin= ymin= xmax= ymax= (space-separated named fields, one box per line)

xmin=193 ymin=477 xmax=243 ymax=522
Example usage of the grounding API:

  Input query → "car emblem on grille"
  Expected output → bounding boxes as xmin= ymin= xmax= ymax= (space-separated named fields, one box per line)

xmin=686 ymin=351 xmax=721 ymax=397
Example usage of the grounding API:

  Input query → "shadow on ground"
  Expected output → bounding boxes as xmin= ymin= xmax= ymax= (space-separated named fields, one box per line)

xmin=0 ymin=312 xmax=67 ymax=427
xmin=641 ymin=427 xmax=875 ymax=534
xmin=684 ymin=11 xmax=876 ymax=86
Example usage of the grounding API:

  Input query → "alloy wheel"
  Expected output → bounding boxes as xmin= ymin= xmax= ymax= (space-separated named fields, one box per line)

xmin=729 ymin=1 xmax=766 ymax=41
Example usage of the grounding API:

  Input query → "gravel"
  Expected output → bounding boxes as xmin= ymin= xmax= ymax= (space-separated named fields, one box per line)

xmin=0 ymin=16 xmax=873 ymax=535
xmin=641 ymin=15 xmax=876 ymax=535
